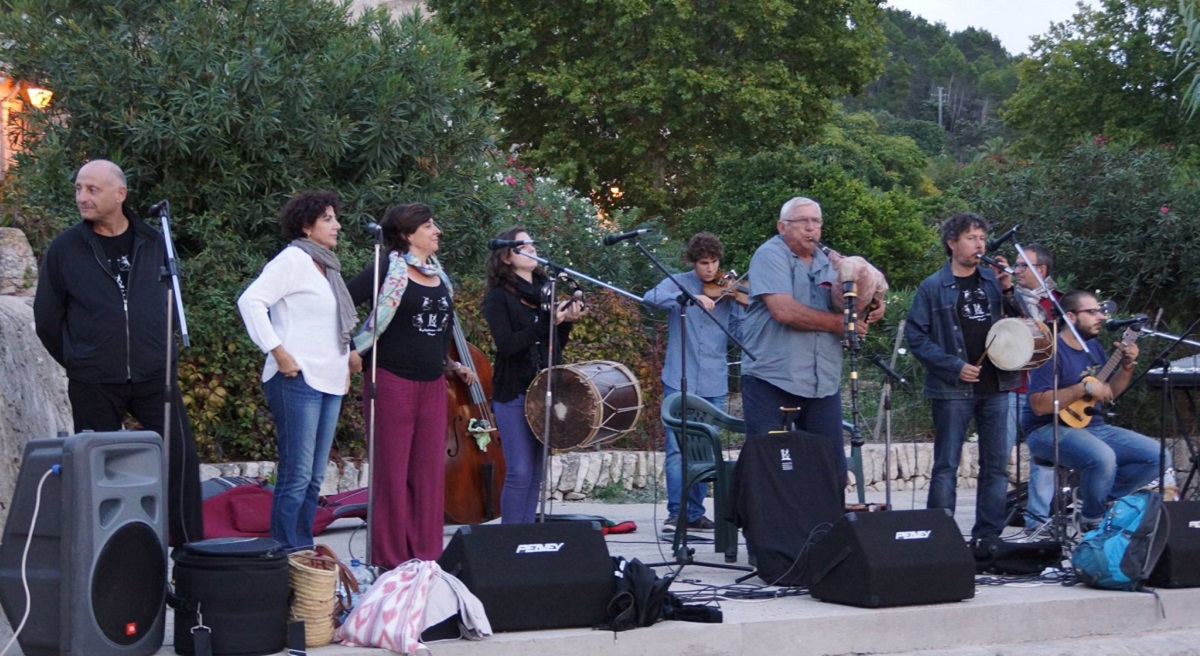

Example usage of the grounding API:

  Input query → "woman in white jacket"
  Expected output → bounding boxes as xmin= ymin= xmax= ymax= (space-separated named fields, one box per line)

xmin=238 ymin=190 xmax=361 ymax=549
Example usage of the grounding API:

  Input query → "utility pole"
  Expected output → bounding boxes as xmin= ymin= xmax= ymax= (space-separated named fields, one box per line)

xmin=937 ymin=86 xmax=944 ymax=127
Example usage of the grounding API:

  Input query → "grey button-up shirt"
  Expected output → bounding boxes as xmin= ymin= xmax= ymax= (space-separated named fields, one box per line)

xmin=741 ymin=235 xmax=842 ymax=398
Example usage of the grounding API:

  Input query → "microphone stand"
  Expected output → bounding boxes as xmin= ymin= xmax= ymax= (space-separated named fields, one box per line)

xmin=364 ymin=231 xmax=383 ymax=566
xmin=508 ymin=248 xmax=649 ymax=524
xmin=617 ymin=239 xmax=755 ymax=576
xmin=1113 ymin=316 xmax=1200 ymax=500
xmin=1012 ymin=241 xmax=1079 ymax=547
xmin=152 ymin=200 xmax=194 ymax=545
xmin=868 ymin=356 xmax=907 ymax=511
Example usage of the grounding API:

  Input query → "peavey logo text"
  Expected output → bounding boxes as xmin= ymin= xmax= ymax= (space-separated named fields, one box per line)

xmin=894 ymin=530 xmax=932 ymax=541
xmin=780 ymin=448 xmax=793 ymax=472
xmin=515 ymin=542 xmax=565 ymax=554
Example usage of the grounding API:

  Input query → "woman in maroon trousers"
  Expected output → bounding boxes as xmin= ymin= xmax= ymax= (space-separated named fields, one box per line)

xmin=347 ymin=203 xmax=474 ymax=568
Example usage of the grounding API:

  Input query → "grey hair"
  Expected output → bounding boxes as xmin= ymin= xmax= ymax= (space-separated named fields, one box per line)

xmin=779 ymin=196 xmax=820 ymax=222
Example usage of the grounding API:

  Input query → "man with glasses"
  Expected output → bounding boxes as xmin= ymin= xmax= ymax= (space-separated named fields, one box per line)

xmin=1008 ymin=244 xmax=1062 ymax=533
xmin=1020 ymin=290 xmax=1165 ymax=531
xmin=740 ymin=197 xmax=882 ymax=488
xmin=906 ymin=212 xmax=1023 ymax=541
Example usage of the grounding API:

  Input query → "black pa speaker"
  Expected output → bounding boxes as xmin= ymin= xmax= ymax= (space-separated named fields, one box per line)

xmin=1149 ymin=500 xmax=1200 ymax=588
xmin=806 ymin=509 xmax=975 ymax=608
xmin=437 ymin=521 xmax=614 ymax=632
xmin=0 ymin=432 xmax=167 ymax=655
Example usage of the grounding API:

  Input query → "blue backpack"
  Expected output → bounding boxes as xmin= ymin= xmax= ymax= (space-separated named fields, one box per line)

xmin=1071 ymin=489 xmax=1169 ymax=591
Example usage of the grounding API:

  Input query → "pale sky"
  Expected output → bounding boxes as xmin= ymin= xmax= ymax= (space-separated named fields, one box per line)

xmin=884 ymin=0 xmax=1099 ymax=55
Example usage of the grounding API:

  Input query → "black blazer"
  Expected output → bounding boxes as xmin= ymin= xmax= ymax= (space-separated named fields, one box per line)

xmin=482 ymin=286 xmax=572 ymax=403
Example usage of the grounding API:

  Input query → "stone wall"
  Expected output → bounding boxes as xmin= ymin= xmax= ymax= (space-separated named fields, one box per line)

xmin=209 ymin=440 xmax=1190 ymax=501
xmin=0 ymin=229 xmax=73 ymax=528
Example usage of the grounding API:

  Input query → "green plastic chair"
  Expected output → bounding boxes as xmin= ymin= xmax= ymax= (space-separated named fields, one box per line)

xmin=661 ymin=393 xmax=740 ymax=562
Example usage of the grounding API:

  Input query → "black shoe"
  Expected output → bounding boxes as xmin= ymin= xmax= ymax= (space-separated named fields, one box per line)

xmin=662 ymin=515 xmax=678 ymax=533
xmin=687 ymin=516 xmax=716 ymax=532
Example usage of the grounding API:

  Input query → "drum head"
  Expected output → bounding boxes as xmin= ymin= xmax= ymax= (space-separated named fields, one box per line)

xmin=986 ymin=317 xmax=1052 ymax=372
xmin=525 ymin=365 xmax=596 ymax=450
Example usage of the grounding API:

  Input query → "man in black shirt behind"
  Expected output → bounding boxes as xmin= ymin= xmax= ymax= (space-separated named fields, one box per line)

xmin=34 ymin=159 xmax=203 ymax=546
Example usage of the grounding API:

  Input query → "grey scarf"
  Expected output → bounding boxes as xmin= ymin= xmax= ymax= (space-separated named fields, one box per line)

xmin=290 ymin=238 xmax=358 ymax=353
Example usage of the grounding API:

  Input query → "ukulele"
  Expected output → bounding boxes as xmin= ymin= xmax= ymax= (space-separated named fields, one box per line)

xmin=1058 ymin=326 xmax=1141 ymax=428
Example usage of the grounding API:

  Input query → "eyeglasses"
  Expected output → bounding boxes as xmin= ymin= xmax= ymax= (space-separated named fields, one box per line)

xmin=1013 ymin=262 xmax=1041 ymax=271
xmin=782 ymin=218 xmax=823 ymax=226
xmin=1074 ymin=308 xmax=1105 ymax=316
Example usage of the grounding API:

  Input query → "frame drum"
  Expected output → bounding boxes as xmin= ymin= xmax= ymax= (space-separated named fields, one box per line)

xmin=524 ymin=360 xmax=643 ymax=450
xmin=986 ymin=317 xmax=1054 ymax=371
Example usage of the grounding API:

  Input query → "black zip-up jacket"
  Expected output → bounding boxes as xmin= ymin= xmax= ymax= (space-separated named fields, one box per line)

xmin=34 ymin=211 xmax=172 ymax=384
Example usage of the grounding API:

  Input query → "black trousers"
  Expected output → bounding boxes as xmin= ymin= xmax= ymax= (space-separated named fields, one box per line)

xmin=68 ymin=378 xmax=204 ymax=546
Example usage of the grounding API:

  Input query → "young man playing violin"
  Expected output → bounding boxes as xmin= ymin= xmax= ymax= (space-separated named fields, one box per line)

xmin=643 ymin=232 xmax=743 ymax=533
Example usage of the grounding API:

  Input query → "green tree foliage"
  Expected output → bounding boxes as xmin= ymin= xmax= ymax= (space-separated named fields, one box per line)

xmin=952 ymin=140 xmax=1200 ymax=315
xmin=675 ymin=148 xmax=942 ymax=291
xmin=1004 ymin=0 xmax=1200 ymax=156
xmin=426 ymin=0 xmax=886 ymax=217
xmin=850 ymin=9 xmax=1018 ymax=161
xmin=0 ymin=0 xmax=501 ymax=459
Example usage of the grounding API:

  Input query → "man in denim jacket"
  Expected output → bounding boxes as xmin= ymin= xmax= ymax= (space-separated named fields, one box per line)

xmin=906 ymin=213 xmax=1023 ymax=540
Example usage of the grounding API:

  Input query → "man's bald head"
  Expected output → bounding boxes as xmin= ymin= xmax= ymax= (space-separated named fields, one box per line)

xmin=77 ymin=159 xmax=127 ymax=187
xmin=74 ymin=159 xmax=128 ymax=228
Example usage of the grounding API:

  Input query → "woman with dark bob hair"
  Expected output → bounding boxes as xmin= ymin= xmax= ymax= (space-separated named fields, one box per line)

xmin=482 ymin=226 xmax=585 ymax=523
xmin=347 ymin=202 xmax=474 ymax=567
xmin=238 ymin=190 xmax=361 ymax=549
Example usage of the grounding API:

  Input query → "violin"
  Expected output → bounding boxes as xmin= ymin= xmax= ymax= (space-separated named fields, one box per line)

xmin=702 ymin=269 xmax=749 ymax=307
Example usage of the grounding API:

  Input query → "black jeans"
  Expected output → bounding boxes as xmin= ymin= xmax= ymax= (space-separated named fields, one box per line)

xmin=68 ymin=378 xmax=204 ymax=546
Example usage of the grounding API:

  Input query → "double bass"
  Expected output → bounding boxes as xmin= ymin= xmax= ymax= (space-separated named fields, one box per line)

xmin=444 ymin=310 xmax=506 ymax=524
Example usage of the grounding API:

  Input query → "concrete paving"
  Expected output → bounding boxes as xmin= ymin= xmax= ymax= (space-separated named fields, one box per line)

xmin=6 ymin=487 xmax=1200 ymax=655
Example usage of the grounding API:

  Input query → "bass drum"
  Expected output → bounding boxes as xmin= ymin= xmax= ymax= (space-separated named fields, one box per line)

xmin=987 ymin=317 xmax=1054 ymax=371
xmin=524 ymin=360 xmax=643 ymax=451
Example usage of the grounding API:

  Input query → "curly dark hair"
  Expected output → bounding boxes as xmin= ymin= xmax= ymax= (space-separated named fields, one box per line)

xmin=378 ymin=203 xmax=434 ymax=253
xmin=279 ymin=190 xmax=340 ymax=239
xmin=685 ymin=232 xmax=723 ymax=263
xmin=940 ymin=212 xmax=989 ymax=257
xmin=486 ymin=225 xmax=544 ymax=291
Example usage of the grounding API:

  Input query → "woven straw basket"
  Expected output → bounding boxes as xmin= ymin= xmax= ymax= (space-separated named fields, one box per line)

xmin=288 ymin=545 xmax=354 ymax=647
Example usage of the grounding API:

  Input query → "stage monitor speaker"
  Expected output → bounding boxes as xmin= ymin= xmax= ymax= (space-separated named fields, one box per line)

xmin=1149 ymin=500 xmax=1200 ymax=588
xmin=437 ymin=521 xmax=613 ymax=632
xmin=0 ymin=431 xmax=167 ymax=656
xmin=806 ymin=509 xmax=975 ymax=608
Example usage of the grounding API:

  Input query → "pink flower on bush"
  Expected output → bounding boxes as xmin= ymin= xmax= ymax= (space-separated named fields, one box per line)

xmin=1161 ymin=205 xmax=1170 ymax=214
xmin=504 ymin=176 xmax=518 ymax=186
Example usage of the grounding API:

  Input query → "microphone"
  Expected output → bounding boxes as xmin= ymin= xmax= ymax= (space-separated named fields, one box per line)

xmin=986 ymin=224 xmax=1021 ymax=252
xmin=976 ymin=253 xmax=1014 ymax=275
xmin=870 ymin=355 xmax=910 ymax=389
xmin=602 ymin=228 xmax=652 ymax=246
xmin=147 ymin=199 xmax=169 ymax=216
xmin=1104 ymin=314 xmax=1148 ymax=330
xmin=365 ymin=222 xmax=382 ymax=237
xmin=488 ymin=238 xmax=538 ymax=250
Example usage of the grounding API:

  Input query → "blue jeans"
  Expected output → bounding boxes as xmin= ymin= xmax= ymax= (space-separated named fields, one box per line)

xmin=1026 ymin=422 xmax=1167 ymax=521
xmin=929 ymin=393 xmax=1009 ymax=540
xmin=1009 ymin=393 xmax=1055 ymax=529
xmin=264 ymin=372 xmax=342 ymax=549
xmin=741 ymin=376 xmax=847 ymax=490
xmin=494 ymin=395 xmax=545 ymax=524
xmin=662 ymin=384 xmax=722 ymax=522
